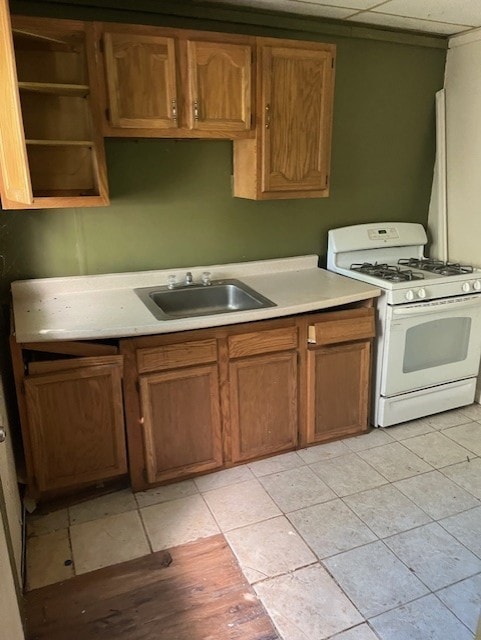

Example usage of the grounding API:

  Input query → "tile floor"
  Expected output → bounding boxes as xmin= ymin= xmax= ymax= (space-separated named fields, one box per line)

xmin=26 ymin=406 xmax=481 ymax=640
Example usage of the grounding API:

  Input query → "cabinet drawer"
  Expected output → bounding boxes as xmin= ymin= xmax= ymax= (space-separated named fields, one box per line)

xmin=228 ymin=326 xmax=297 ymax=358
xmin=137 ymin=339 xmax=217 ymax=373
xmin=308 ymin=308 xmax=375 ymax=346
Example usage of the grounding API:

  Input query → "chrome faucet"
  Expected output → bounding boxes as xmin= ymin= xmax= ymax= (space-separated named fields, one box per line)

xmin=185 ymin=271 xmax=193 ymax=285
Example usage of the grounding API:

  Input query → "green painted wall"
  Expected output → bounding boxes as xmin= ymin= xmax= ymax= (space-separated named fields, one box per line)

xmin=0 ymin=1 xmax=447 ymax=299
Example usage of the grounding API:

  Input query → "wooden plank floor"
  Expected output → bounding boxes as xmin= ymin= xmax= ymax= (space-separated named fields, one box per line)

xmin=26 ymin=534 xmax=279 ymax=640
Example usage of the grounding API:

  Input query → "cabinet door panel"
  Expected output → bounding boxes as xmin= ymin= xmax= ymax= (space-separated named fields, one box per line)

xmin=0 ymin=0 xmax=33 ymax=205
xmin=104 ymin=32 xmax=178 ymax=129
xmin=230 ymin=352 xmax=297 ymax=462
xmin=187 ymin=40 xmax=251 ymax=131
xmin=261 ymin=45 xmax=333 ymax=193
xmin=140 ymin=365 xmax=223 ymax=483
xmin=25 ymin=363 xmax=127 ymax=492
xmin=307 ymin=341 xmax=370 ymax=444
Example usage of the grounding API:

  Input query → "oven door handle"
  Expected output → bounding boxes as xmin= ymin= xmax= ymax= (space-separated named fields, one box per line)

xmin=392 ymin=296 xmax=481 ymax=317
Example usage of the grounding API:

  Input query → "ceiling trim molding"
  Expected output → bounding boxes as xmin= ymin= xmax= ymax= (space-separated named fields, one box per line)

xmin=449 ymin=26 xmax=481 ymax=48
xmin=10 ymin=0 xmax=448 ymax=49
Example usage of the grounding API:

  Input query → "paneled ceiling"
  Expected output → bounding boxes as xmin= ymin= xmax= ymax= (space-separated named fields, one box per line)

xmin=196 ymin=0 xmax=481 ymax=35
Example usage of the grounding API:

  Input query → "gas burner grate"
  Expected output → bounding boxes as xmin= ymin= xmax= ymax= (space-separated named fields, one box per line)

xmin=350 ymin=262 xmax=424 ymax=282
xmin=398 ymin=258 xmax=474 ymax=275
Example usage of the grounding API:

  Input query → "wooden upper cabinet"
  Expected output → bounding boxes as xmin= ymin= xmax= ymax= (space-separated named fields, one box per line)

xmin=98 ymin=23 xmax=253 ymax=138
xmin=0 ymin=13 xmax=109 ymax=209
xmin=186 ymin=39 xmax=251 ymax=132
xmin=103 ymin=31 xmax=178 ymax=129
xmin=234 ymin=38 xmax=335 ymax=200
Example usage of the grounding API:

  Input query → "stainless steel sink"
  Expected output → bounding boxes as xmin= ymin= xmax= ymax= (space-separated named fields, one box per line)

xmin=135 ymin=278 xmax=276 ymax=320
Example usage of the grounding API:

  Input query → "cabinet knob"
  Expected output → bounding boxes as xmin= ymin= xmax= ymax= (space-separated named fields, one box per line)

xmin=0 ymin=427 xmax=6 ymax=444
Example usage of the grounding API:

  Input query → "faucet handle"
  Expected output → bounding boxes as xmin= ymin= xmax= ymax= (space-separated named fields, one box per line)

xmin=167 ymin=274 xmax=177 ymax=289
xmin=201 ymin=271 xmax=212 ymax=286
xmin=185 ymin=271 xmax=193 ymax=285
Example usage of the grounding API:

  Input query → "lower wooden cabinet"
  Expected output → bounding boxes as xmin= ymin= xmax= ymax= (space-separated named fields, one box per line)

xmin=14 ymin=351 xmax=127 ymax=496
xmin=11 ymin=305 xmax=376 ymax=498
xmin=139 ymin=364 xmax=223 ymax=484
xmin=305 ymin=308 xmax=375 ymax=444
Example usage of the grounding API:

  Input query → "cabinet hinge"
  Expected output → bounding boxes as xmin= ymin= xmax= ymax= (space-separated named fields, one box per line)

xmin=142 ymin=468 xmax=148 ymax=483
xmin=331 ymin=58 xmax=335 ymax=69
xmin=98 ymin=38 xmax=104 ymax=54
xmin=20 ymin=380 xmax=26 ymax=395
xmin=105 ymin=108 xmax=110 ymax=122
xmin=135 ymin=379 xmax=140 ymax=393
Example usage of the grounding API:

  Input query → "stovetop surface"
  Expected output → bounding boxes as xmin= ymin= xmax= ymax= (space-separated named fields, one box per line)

xmin=349 ymin=259 xmax=475 ymax=284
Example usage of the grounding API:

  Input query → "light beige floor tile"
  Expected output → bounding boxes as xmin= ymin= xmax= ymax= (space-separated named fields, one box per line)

xmin=344 ymin=428 xmax=394 ymax=452
xmin=388 ymin=419 xmax=434 ymax=441
xmin=70 ymin=510 xmax=150 ymax=574
xmin=248 ymin=451 xmax=304 ymax=477
xmin=297 ymin=440 xmax=351 ymax=464
xmin=310 ymin=453 xmax=387 ymax=497
xmin=441 ymin=457 xmax=481 ymax=499
xmin=401 ymin=431 xmax=473 ymax=469
xmin=323 ymin=541 xmax=428 ymax=618
xmin=255 ymin=564 xmax=363 ymax=640
xmin=226 ymin=516 xmax=316 ymax=583
xmin=457 ymin=402 xmax=481 ymax=422
xmin=394 ymin=470 xmax=479 ymax=520
xmin=194 ymin=466 xmax=254 ymax=492
xmin=385 ymin=522 xmax=481 ymax=591
xmin=27 ymin=508 xmax=69 ymax=537
xmin=141 ymin=494 xmax=219 ymax=551
xmin=344 ymin=484 xmax=431 ymax=538
xmin=330 ymin=625 xmax=380 ymax=640
xmin=443 ymin=422 xmax=481 ymax=457
xmin=439 ymin=506 xmax=481 ymax=557
xmin=369 ymin=594 xmax=473 ymax=640
xmin=26 ymin=529 xmax=73 ymax=590
xmin=437 ymin=573 xmax=481 ymax=632
xmin=358 ymin=442 xmax=433 ymax=482
xmin=69 ymin=489 xmax=137 ymax=525
xmin=135 ymin=479 xmax=198 ymax=508
xmin=422 ymin=409 xmax=472 ymax=430
xmin=260 ymin=466 xmax=336 ymax=512
xmin=202 ymin=479 xmax=281 ymax=532
xmin=288 ymin=498 xmax=377 ymax=559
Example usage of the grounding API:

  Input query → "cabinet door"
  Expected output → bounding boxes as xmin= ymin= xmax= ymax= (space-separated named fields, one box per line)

xmin=260 ymin=44 xmax=334 ymax=195
xmin=230 ymin=352 xmax=297 ymax=463
xmin=186 ymin=39 xmax=251 ymax=132
xmin=140 ymin=364 xmax=223 ymax=484
xmin=0 ymin=0 xmax=33 ymax=205
xmin=306 ymin=341 xmax=371 ymax=444
xmin=25 ymin=362 xmax=127 ymax=493
xmin=104 ymin=31 xmax=178 ymax=129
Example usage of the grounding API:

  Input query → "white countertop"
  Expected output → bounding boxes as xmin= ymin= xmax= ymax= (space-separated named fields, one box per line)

xmin=11 ymin=255 xmax=381 ymax=342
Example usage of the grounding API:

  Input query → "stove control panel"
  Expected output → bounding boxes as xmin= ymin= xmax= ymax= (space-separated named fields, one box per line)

xmin=368 ymin=227 xmax=399 ymax=241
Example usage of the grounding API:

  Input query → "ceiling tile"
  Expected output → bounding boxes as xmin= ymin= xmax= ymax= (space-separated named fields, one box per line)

xmin=348 ymin=11 xmax=468 ymax=35
xmin=371 ymin=0 xmax=481 ymax=27
xmin=207 ymin=0 xmax=356 ymax=18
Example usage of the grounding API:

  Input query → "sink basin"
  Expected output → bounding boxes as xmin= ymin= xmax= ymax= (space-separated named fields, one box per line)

xmin=135 ymin=278 xmax=276 ymax=320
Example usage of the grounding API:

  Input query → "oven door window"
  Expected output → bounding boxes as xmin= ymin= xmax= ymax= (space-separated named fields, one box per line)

xmin=381 ymin=299 xmax=481 ymax=397
xmin=403 ymin=317 xmax=471 ymax=373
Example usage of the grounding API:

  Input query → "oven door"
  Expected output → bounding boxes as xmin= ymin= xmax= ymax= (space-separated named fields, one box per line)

xmin=380 ymin=294 xmax=481 ymax=396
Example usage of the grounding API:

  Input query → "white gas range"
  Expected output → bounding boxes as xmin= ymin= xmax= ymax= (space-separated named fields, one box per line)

xmin=327 ymin=222 xmax=481 ymax=427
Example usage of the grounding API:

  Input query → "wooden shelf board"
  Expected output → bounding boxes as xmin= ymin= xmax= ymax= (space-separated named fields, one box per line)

xmin=26 ymin=139 xmax=94 ymax=147
xmin=18 ymin=82 xmax=90 ymax=96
